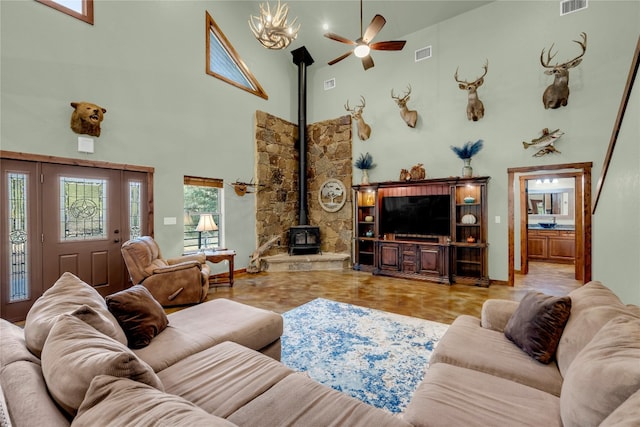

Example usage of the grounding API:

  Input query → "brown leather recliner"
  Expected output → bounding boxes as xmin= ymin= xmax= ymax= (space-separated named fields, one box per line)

xmin=121 ymin=236 xmax=209 ymax=306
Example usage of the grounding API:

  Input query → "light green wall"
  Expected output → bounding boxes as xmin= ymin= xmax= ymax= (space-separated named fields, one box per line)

xmin=306 ymin=1 xmax=640 ymax=302
xmin=1 ymin=1 xmax=296 ymax=270
xmin=2 ymin=1 xmax=639 ymax=302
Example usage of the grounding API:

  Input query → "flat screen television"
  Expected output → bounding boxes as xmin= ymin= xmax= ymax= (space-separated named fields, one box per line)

xmin=380 ymin=195 xmax=451 ymax=237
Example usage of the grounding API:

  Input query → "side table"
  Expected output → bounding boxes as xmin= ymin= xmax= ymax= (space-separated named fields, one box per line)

xmin=203 ymin=249 xmax=236 ymax=287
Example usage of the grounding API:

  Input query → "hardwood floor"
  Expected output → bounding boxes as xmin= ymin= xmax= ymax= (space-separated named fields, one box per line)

xmin=205 ymin=261 xmax=581 ymax=324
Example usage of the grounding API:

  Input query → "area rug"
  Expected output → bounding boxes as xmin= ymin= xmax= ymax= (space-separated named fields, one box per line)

xmin=281 ymin=298 xmax=449 ymax=414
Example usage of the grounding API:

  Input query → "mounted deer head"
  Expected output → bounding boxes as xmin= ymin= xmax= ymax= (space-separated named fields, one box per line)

xmin=345 ymin=96 xmax=371 ymax=141
xmin=391 ymin=85 xmax=418 ymax=128
xmin=454 ymin=60 xmax=488 ymax=121
xmin=540 ymin=32 xmax=587 ymax=109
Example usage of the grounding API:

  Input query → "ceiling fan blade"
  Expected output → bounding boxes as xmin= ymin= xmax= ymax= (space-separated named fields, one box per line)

xmin=324 ymin=33 xmax=356 ymax=45
xmin=328 ymin=51 xmax=354 ymax=66
xmin=370 ymin=40 xmax=407 ymax=51
xmin=362 ymin=55 xmax=374 ymax=70
xmin=362 ymin=14 xmax=386 ymax=43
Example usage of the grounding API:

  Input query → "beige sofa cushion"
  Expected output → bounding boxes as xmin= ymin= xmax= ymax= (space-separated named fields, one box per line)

xmin=41 ymin=312 xmax=163 ymax=416
xmin=135 ymin=299 xmax=283 ymax=371
xmin=228 ymin=372 xmax=412 ymax=427
xmin=504 ymin=292 xmax=571 ymax=364
xmin=105 ymin=285 xmax=169 ymax=349
xmin=600 ymin=389 xmax=640 ymax=426
xmin=24 ymin=272 xmax=127 ymax=357
xmin=0 ymin=361 xmax=70 ymax=427
xmin=158 ymin=341 xmax=293 ymax=418
xmin=556 ymin=281 xmax=639 ymax=377
xmin=430 ymin=315 xmax=563 ymax=396
xmin=0 ymin=319 xmax=40 ymax=367
xmin=72 ymin=375 xmax=236 ymax=427
xmin=560 ymin=316 xmax=640 ymax=427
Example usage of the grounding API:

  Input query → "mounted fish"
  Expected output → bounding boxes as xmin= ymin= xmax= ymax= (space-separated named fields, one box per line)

xmin=523 ymin=128 xmax=564 ymax=157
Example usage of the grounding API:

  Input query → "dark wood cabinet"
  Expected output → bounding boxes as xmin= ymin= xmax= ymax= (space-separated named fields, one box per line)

xmin=353 ymin=177 xmax=489 ymax=286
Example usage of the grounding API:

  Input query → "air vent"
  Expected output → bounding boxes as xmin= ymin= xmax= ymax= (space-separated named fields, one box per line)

xmin=415 ymin=46 xmax=432 ymax=62
xmin=560 ymin=0 xmax=587 ymax=16
xmin=323 ymin=78 xmax=336 ymax=91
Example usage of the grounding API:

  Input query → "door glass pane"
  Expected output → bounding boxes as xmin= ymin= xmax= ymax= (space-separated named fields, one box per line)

xmin=8 ymin=173 xmax=29 ymax=302
xmin=60 ymin=177 xmax=107 ymax=240
xmin=129 ymin=181 xmax=142 ymax=239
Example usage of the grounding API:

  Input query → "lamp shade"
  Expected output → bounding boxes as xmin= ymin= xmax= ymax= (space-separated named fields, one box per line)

xmin=195 ymin=214 xmax=218 ymax=232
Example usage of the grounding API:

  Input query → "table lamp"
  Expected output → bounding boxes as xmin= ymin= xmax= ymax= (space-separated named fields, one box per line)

xmin=196 ymin=213 xmax=218 ymax=249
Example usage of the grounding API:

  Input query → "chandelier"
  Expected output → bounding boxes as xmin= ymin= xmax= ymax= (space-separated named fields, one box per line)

xmin=248 ymin=1 xmax=300 ymax=50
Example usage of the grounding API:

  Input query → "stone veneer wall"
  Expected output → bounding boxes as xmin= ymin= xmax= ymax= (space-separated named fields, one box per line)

xmin=255 ymin=111 xmax=352 ymax=256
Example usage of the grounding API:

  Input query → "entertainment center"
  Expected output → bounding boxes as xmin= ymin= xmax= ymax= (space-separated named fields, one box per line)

xmin=353 ymin=176 xmax=490 ymax=286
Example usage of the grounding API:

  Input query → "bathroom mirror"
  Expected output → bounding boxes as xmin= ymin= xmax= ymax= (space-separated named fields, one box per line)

xmin=528 ymin=188 xmax=574 ymax=219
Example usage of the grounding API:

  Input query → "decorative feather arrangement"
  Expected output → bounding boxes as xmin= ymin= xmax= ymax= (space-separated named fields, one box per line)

xmin=354 ymin=152 xmax=376 ymax=170
xmin=450 ymin=139 xmax=484 ymax=159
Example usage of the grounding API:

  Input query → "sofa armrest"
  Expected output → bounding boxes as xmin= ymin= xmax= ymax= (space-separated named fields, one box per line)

xmin=152 ymin=261 xmax=201 ymax=274
xmin=167 ymin=253 xmax=206 ymax=265
xmin=480 ymin=299 xmax=520 ymax=332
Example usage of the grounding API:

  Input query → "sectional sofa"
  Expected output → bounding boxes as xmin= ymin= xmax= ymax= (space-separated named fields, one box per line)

xmin=1 ymin=273 xmax=638 ymax=426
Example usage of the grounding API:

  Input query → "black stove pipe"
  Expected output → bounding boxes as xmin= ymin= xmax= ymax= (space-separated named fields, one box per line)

xmin=291 ymin=46 xmax=314 ymax=225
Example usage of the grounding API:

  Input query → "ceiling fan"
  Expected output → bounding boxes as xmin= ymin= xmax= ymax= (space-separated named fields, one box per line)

xmin=324 ymin=0 xmax=406 ymax=70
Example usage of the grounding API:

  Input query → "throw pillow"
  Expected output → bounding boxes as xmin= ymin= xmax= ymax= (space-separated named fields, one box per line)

xmin=24 ymin=272 xmax=127 ymax=357
xmin=106 ymin=285 xmax=169 ymax=349
xmin=73 ymin=375 xmax=235 ymax=427
xmin=560 ymin=316 xmax=640 ymax=427
xmin=41 ymin=311 xmax=163 ymax=416
xmin=504 ymin=291 xmax=572 ymax=364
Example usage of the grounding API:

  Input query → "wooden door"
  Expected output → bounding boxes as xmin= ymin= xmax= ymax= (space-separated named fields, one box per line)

xmin=41 ymin=164 xmax=125 ymax=297
xmin=1 ymin=156 xmax=151 ymax=321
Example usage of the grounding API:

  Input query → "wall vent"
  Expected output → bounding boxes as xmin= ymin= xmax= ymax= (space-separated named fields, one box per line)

xmin=323 ymin=78 xmax=336 ymax=91
xmin=415 ymin=46 xmax=432 ymax=62
xmin=560 ymin=0 xmax=587 ymax=16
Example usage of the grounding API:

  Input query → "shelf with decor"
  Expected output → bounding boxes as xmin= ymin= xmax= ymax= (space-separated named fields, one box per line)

xmin=352 ymin=185 xmax=378 ymax=271
xmin=451 ymin=177 xmax=489 ymax=286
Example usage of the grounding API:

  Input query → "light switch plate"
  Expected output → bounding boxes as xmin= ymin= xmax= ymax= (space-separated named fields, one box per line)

xmin=163 ymin=217 xmax=177 ymax=225
xmin=78 ymin=137 xmax=94 ymax=153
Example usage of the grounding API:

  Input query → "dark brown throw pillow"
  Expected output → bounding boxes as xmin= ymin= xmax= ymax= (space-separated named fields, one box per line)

xmin=504 ymin=291 xmax=572 ymax=364
xmin=106 ymin=285 xmax=169 ymax=349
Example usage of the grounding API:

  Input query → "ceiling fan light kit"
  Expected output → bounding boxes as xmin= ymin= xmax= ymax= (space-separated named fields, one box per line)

xmin=324 ymin=0 xmax=406 ymax=70
xmin=248 ymin=0 xmax=300 ymax=50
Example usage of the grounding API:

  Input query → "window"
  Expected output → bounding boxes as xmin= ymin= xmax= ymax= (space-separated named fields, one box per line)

xmin=36 ymin=0 xmax=94 ymax=24
xmin=183 ymin=176 xmax=223 ymax=252
xmin=206 ymin=11 xmax=268 ymax=100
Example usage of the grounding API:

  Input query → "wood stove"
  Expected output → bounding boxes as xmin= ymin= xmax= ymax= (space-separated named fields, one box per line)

xmin=289 ymin=225 xmax=321 ymax=255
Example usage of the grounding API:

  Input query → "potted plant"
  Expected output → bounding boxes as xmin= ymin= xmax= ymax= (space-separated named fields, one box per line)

xmin=354 ymin=152 xmax=376 ymax=185
xmin=450 ymin=139 xmax=484 ymax=177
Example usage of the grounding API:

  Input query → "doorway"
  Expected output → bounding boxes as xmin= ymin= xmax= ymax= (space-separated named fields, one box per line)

xmin=507 ymin=162 xmax=592 ymax=286
xmin=1 ymin=153 xmax=153 ymax=321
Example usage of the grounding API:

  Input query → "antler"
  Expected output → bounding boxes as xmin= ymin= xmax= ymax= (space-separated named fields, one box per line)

xmin=357 ymin=96 xmax=366 ymax=111
xmin=391 ymin=85 xmax=411 ymax=101
xmin=454 ymin=61 xmax=488 ymax=84
xmin=540 ymin=32 xmax=587 ymax=69
xmin=344 ymin=100 xmax=354 ymax=113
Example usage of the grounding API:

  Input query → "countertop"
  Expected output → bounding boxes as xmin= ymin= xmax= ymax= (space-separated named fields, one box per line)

xmin=528 ymin=224 xmax=575 ymax=231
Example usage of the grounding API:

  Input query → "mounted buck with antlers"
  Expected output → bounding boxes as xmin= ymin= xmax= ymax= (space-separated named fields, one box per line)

xmin=540 ymin=32 xmax=587 ymax=109
xmin=391 ymin=85 xmax=418 ymax=128
xmin=454 ymin=60 xmax=488 ymax=121
xmin=345 ymin=96 xmax=371 ymax=141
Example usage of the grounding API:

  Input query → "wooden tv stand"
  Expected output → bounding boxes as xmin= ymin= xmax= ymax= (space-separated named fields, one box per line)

xmin=353 ymin=176 xmax=490 ymax=286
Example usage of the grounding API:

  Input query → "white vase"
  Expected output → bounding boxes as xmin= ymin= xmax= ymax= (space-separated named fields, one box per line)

xmin=361 ymin=169 xmax=370 ymax=185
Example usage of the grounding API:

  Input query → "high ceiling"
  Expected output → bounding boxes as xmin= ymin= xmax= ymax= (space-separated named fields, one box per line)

xmin=245 ymin=1 xmax=493 ymax=67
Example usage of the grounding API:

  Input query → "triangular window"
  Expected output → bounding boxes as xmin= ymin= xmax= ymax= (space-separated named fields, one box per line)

xmin=206 ymin=12 xmax=268 ymax=100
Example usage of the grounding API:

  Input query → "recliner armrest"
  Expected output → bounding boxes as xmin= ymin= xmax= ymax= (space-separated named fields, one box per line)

xmin=480 ymin=299 xmax=520 ymax=332
xmin=167 ymin=253 xmax=206 ymax=265
xmin=152 ymin=261 xmax=201 ymax=274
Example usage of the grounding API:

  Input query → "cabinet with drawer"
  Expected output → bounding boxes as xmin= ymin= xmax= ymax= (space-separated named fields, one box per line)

xmin=528 ymin=229 xmax=575 ymax=263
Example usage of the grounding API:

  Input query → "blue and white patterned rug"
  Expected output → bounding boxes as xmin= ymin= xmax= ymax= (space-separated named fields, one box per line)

xmin=281 ymin=298 xmax=449 ymax=414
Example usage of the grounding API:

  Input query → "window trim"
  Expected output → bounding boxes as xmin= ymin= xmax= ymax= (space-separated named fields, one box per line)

xmin=36 ymin=0 xmax=94 ymax=25
xmin=183 ymin=176 xmax=224 ymax=252
xmin=205 ymin=11 xmax=268 ymax=100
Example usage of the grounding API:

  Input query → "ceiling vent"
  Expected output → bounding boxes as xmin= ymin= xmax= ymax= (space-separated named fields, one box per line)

xmin=560 ymin=0 xmax=588 ymax=16
xmin=323 ymin=78 xmax=336 ymax=91
xmin=415 ymin=46 xmax=432 ymax=62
